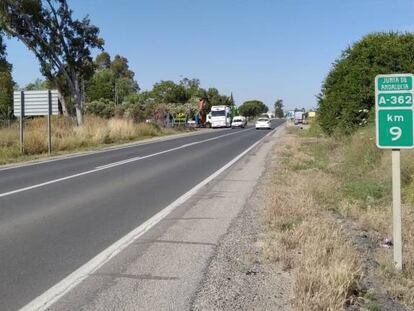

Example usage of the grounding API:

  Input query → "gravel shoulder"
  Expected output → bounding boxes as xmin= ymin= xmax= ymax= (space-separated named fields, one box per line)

xmin=191 ymin=127 xmax=292 ymax=311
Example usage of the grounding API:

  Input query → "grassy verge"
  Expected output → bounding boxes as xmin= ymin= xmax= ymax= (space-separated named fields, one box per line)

xmin=0 ymin=116 xmax=182 ymax=165
xmin=265 ymin=121 xmax=414 ymax=310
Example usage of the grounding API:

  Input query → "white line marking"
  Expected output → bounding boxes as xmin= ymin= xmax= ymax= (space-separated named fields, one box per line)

xmin=0 ymin=128 xmax=253 ymax=198
xmin=19 ymin=125 xmax=279 ymax=311
xmin=0 ymin=169 xmax=105 ymax=199
xmin=95 ymin=156 xmax=142 ymax=169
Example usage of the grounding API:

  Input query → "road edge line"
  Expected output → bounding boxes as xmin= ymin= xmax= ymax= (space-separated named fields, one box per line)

xmin=19 ymin=125 xmax=280 ymax=311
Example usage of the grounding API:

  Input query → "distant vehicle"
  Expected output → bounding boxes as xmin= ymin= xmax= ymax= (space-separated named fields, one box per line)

xmin=294 ymin=111 xmax=305 ymax=125
xmin=261 ymin=112 xmax=274 ymax=119
xmin=210 ymin=105 xmax=231 ymax=128
xmin=231 ymin=116 xmax=247 ymax=128
xmin=255 ymin=117 xmax=271 ymax=130
xmin=308 ymin=111 xmax=316 ymax=119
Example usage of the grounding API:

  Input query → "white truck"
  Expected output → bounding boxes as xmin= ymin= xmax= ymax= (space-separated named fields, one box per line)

xmin=210 ymin=105 xmax=231 ymax=128
xmin=294 ymin=111 xmax=305 ymax=125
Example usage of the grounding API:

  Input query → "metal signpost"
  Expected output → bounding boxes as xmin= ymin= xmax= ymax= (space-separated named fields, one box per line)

xmin=13 ymin=90 xmax=59 ymax=155
xmin=375 ymin=73 xmax=414 ymax=270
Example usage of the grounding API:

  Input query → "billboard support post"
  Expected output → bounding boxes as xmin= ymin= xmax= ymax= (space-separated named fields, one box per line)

xmin=20 ymin=90 xmax=24 ymax=154
xmin=48 ymin=90 xmax=52 ymax=155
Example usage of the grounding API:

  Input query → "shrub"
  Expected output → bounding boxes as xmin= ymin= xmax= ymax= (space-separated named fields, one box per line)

xmin=85 ymin=98 xmax=116 ymax=119
xmin=318 ymin=32 xmax=414 ymax=135
xmin=123 ymin=102 xmax=146 ymax=122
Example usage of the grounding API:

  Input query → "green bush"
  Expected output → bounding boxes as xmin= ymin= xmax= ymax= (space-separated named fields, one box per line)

xmin=318 ymin=32 xmax=414 ymax=135
xmin=122 ymin=103 xmax=146 ymax=122
xmin=85 ymin=99 xmax=116 ymax=119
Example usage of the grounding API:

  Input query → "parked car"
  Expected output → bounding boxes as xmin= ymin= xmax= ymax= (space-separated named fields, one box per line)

xmin=231 ymin=116 xmax=247 ymax=128
xmin=255 ymin=118 xmax=271 ymax=129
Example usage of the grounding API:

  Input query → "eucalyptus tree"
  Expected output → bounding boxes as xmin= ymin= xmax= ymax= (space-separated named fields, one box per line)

xmin=0 ymin=34 xmax=13 ymax=120
xmin=0 ymin=0 xmax=104 ymax=125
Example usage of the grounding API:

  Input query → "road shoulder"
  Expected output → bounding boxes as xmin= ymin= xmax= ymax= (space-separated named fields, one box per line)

xmin=191 ymin=127 xmax=292 ymax=310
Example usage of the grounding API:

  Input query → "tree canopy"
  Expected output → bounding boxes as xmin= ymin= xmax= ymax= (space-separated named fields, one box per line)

xmin=239 ymin=100 xmax=268 ymax=118
xmin=0 ymin=35 xmax=13 ymax=120
xmin=150 ymin=80 xmax=189 ymax=104
xmin=86 ymin=52 xmax=139 ymax=104
xmin=318 ymin=32 xmax=414 ymax=135
xmin=0 ymin=0 xmax=104 ymax=125
xmin=24 ymin=78 xmax=49 ymax=90
xmin=274 ymin=99 xmax=284 ymax=118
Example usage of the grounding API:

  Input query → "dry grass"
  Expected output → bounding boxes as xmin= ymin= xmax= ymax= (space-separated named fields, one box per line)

xmin=0 ymin=116 xmax=177 ymax=164
xmin=264 ymin=130 xmax=362 ymax=310
xmin=266 ymin=123 xmax=414 ymax=309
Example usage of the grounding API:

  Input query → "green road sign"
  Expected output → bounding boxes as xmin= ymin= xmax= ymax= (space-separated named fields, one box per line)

xmin=377 ymin=75 xmax=413 ymax=91
xmin=376 ymin=74 xmax=414 ymax=149
xmin=377 ymin=93 xmax=413 ymax=107
xmin=377 ymin=110 xmax=413 ymax=148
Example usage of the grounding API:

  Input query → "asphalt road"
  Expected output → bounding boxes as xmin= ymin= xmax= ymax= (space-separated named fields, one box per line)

xmin=0 ymin=120 xmax=283 ymax=311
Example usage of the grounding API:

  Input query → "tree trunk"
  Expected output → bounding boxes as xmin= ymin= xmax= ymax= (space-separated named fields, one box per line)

xmin=55 ymin=83 xmax=68 ymax=116
xmin=74 ymin=79 xmax=83 ymax=126
xmin=75 ymin=102 xmax=83 ymax=126
xmin=59 ymin=94 xmax=68 ymax=116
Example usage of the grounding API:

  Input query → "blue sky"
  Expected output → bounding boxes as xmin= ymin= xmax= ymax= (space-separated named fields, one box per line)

xmin=5 ymin=0 xmax=414 ymax=110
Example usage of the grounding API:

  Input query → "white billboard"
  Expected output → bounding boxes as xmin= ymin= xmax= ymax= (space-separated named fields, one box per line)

xmin=14 ymin=90 xmax=59 ymax=116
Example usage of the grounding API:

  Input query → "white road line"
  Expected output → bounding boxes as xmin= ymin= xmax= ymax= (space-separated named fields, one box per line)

xmin=95 ymin=156 xmax=142 ymax=169
xmin=0 ymin=128 xmax=253 ymax=199
xmin=18 ymin=125 xmax=279 ymax=311
xmin=95 ymin=129 xmax=253 ymax=169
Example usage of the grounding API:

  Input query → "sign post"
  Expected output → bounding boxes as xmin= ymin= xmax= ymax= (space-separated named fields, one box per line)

xmin=392 ymin=149 xmax=402 ymax=270
xmin=20 ymin=91 xmax=24 ymax=153
xmin=48 ymin=90 xmax=52 ymax=155
xmin=375 ymin=73 xmax=414 ymax=270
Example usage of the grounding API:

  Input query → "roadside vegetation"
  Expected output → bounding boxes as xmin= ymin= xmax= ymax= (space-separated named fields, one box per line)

xmin=0 ymin=1 xmax=242 ymax=166
xmin=264 ymin=31 xmax=414 ymax=310
xmin=0 ymin=116 xmax=177 ymax=165
xmin=265 ymin=121 xmax=414 ymax=310
xmin=318 ymin=32 xmax=414 ymax=135
xmin=264 ymin=123 xmax=362 ymax=310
